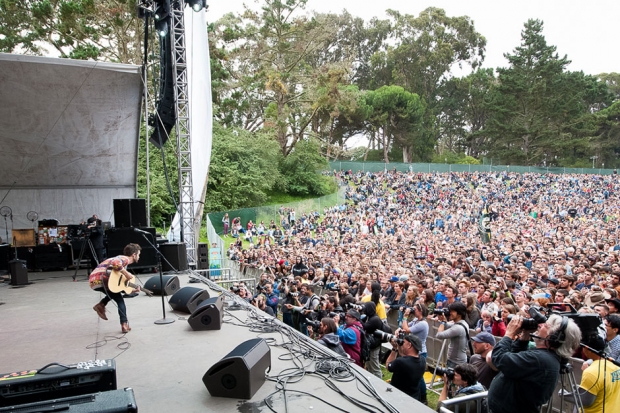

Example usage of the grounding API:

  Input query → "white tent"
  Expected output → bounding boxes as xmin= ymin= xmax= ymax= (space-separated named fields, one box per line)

xmin=0 ymin=53 xmax=142 ymax=241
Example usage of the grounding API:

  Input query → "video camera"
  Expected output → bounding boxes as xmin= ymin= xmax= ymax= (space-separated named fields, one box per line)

xmin=507 ymin=306 xmax=548 ymax=331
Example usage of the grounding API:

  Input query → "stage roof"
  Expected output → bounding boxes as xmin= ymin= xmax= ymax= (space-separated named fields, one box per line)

xmin=0 ymin=53 xmax=142 ymax=236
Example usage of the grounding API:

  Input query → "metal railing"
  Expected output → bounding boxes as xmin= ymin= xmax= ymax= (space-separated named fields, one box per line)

xmin=438 ymin=391 xmax=488 ymax=413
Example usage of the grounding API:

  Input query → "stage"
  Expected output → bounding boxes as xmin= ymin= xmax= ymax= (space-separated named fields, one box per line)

xmin=0 ymin=270 xmax=432 ymax=412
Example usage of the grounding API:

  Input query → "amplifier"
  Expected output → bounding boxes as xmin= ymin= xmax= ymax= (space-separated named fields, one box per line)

xmin=0 ymin=360 xmax=116 ymax=407
xmin=0 ymin=388 xmax=137 ymax=412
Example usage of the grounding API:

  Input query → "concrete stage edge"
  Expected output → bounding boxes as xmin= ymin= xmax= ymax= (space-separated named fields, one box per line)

xmin=0 ymin=270 xmax=433 ymax=412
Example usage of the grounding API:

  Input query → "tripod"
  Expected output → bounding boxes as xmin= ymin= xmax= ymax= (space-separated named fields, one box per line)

xmin=72 ymin=235 xmax=98 ymax=281
xmin=544 ymin=361 xmax=583 ymax=413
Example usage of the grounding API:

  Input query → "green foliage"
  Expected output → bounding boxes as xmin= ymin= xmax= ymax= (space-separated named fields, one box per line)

xmin=136 ymin=128 xmax=179 ymax=228
xmin=0 ymin=0 xmax=142 ymax=63
xmin=279 ymin=139 xmax=334 ymax=195
xmin=205 ymin=123 xmax=282 ymax=212
xmin=482 ymin=19 xmax=615 ymax=166
xmin=432 ymin=152 xmax=481 ymax=165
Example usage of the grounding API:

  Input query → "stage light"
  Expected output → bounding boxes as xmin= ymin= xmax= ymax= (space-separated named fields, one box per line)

xmin=154 ymin=0 xmax=171 ymax=21
xmin=186 ymin=0 xmax=207 ymax=12
xmin=156 ymin=20 xmax=169 ymax=37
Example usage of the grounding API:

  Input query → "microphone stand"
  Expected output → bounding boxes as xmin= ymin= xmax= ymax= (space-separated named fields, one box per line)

xmin=137 ymin=230 xmax=174 ymax=325
xmin=581 ymin=343 xmax=620 ymax=368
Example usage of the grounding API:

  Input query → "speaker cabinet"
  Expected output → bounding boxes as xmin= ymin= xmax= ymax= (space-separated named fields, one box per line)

xmin=145 ymin=275 xmax=180 ymax=296
xmin=198 ymin=243 xmax=208 ymax=257
xmin=9 ymin=259 xmax=28 ymax=286
xmin=159 ymin=243 xmax=188 ymax=272
xmin=203 ymin=338 xmax=271 ymax=399
xmin=188 ymin=296 xmax=223 ymax=331
xmin=113 ymin=199 xmax=147 ymax=228
xmin=198 ymin=256 xmax=209 ymax=270
xmin=106 ymin=227 xmax=157 ymax=270
xmin=169 ymin=287 xmax=210 ymax=314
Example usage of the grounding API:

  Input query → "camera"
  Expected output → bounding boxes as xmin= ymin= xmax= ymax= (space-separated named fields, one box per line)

xmin=329 ymin=311 xmax=345 ymax=319
xmin=373 ymin=330 xmax=405 ymax=345
xmin=307 ymin=319 xmax=322 ymax=329
xmin=346 ymin=303 xmax=363 ymax=311
xmin=433 ymin=366 xmax=455 ymax=381
xmin=433 ymin=308 xmax=450 ymax=318
xmin=230 ymin=286 xmax=240 ymax=293
xmin=507 ymin=306 xmax=548 ymax=330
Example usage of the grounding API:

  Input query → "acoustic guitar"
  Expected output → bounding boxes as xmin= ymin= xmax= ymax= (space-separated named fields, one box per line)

xmin=107 ymin=270 xmax=153 ymax=296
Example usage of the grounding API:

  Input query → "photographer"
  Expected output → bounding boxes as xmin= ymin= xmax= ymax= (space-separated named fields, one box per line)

xmin=437 ymin=363 xmax=485 ymax=412
xmin=86 ymin=215 xmax=105 ymax=270
xmin=317 ymin=295 xmax=343 ymax=320
xmin=436 ymin=302 xmax=471 ymax=367
xmin=285 ymin=284 xmax=320 ymax=336
xmin=385 ymin=333 xmax=426 ymax=401
xmin=362 ymin=301 xmax=384 ymax=378
xmin=399 ymin=302 xmax=429 ymax=404
xmin=252 ymin=294 xmax=275 ymax=317
xmin=307 ymin=317 xmax=347 ymax=358
xmin=335 ymin=310 xmax=364 ymax=366
xmin=279 ymin=282 xmax=298 ymax=328
xmin=487 ymin=314 xmax=582 ymax=413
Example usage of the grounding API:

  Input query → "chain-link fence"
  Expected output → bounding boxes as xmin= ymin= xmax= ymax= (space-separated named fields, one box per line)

xmin=329 ymin=161 xmax=615 ymax=175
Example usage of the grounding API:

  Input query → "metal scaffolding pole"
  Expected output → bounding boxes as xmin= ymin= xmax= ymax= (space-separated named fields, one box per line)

xmin=170 ymin=2 xmax=197 ymax=267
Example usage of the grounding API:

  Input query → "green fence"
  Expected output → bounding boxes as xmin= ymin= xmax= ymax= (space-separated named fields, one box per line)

xmin=329 ymin=161 xmax=614 ymax=175
xmin=207 ymin=186 xmax=346 ymax=236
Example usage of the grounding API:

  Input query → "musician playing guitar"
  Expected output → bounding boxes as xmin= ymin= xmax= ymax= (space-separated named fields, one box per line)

xmin=90 ymin=243 xmax=141 ymax=333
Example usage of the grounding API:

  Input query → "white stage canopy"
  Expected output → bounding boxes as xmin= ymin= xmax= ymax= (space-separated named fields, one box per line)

xmin=0 ymin=53 xmax=142 ymax=241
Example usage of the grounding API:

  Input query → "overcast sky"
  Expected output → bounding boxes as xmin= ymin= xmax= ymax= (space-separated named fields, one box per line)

xmin=206 ymin=0 xmax=619 ymax=76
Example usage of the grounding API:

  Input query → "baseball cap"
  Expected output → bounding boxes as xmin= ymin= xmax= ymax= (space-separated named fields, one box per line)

xmin=403 ymin=334 xmax=423 ymax=352
xmin=548 ymin=278 xmax=560 ymax=286
xmin=471 ymin=332 xmax=496 ymax=346
xmin=346 ymin=309 xmax=361 ymax=321
xmin=390 ymin=276 xmax=399 ymax=282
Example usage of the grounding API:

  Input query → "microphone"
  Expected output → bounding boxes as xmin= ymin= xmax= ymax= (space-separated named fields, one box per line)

xmin=133 ymin=228 xmax=150 ymax=235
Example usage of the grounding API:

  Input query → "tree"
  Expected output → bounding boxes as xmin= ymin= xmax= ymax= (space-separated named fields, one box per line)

xmin=485 ymin=19 xmax=614 ymax=166
xmin=364 ymin=8 xmax=486 ymax=161
xmin=279 ymin=139 xmax=333 ymax=195
xmin=0 ymin=0 xmax=143 ymax=63
xmin=209 ymin=0 xmax=340 ymax=155
xmin=363 ymin=86 xmax=425 ymax=163
xmin=436 ymin=68 xmax=497 ymax=157
xmin=309 ymin=64 xmax=370 ymax=159
xmin=205 ymin=123 xmax=282 ymax=212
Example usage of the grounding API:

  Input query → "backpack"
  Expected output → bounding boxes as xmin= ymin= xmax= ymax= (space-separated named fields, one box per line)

xmin=352 ymin=325 xmax=371 ymax=362
xmin=454 ymin=321 xmax=474 ymax=362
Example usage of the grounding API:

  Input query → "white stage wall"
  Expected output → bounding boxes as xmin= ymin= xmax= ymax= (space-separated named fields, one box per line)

xmin=0 ymin=54 xmax=142 ymax=240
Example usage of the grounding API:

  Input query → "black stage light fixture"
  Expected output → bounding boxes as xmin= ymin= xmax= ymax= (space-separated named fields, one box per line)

xmin=186 ymin=0 xmax=207 ymax=12
xmin=154 ymin=0 xmax=171 ymax=21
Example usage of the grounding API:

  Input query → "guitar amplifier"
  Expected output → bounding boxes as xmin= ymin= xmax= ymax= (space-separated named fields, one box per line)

xmin=0 ymin=360 xmax=116 ymax=407
xmin=0 ymin=388 xmax=137 ymax=412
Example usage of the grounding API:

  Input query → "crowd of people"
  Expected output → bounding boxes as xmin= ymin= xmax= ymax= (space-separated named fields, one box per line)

xmin=225 ymin=169 xmax=620 ymax=411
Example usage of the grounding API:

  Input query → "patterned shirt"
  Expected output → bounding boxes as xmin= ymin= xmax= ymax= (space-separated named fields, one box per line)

xmin=89 ymin=256 xmax=129 ymax=290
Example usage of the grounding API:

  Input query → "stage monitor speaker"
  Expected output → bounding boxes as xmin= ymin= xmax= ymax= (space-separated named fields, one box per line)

xmin=9 ymin=259 xmax=28 ymax=286
xmin=113 ymin=199 xmax=147 ymax=228
xmin=169 ymin=287 xmax=210 ymax=314
xmin=202 ymin=338 xmax=271 ymax=399
xmin=159 ymin=242 xmax=188 ymax=272
xmin=145 ymin=275 xmax=180 ymax=296
xmin=188 ymin=296 xmax=223 ymax=331
xmin=0 ymin=388 xmax=137 ymax=412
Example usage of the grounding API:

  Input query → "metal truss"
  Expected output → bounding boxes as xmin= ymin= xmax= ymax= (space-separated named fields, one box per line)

xmin=170 ymin=2 xmax=197 ymax=267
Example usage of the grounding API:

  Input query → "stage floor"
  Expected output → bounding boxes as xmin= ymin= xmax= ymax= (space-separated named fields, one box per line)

xmin=0 ymin=270 xmax=433 ymax=412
